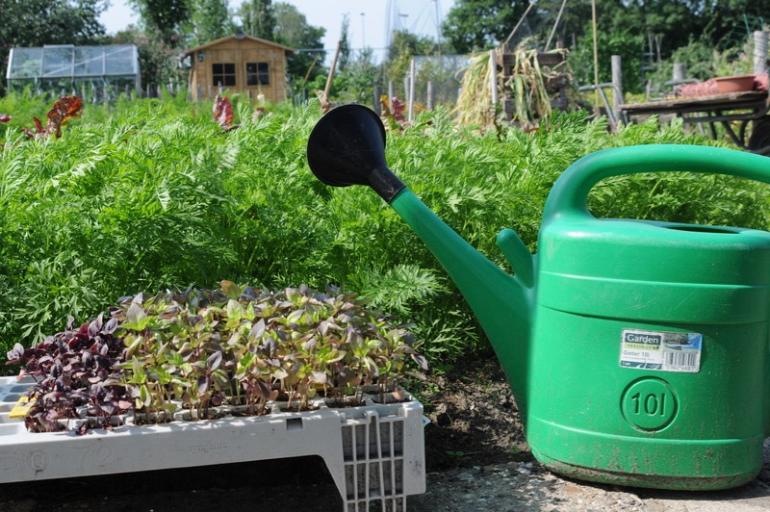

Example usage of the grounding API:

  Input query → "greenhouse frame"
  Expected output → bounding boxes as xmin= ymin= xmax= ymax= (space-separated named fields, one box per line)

xmin=5 ymin=44 xmax=141 ymax=96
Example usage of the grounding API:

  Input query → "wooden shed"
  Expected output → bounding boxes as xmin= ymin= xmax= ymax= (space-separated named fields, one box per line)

xmin=182 ymin=35 xmax=294 ymax=102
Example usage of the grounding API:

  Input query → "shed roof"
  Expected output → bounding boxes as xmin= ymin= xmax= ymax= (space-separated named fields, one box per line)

xmin=183 ymin=35 xmax=294 ymax=56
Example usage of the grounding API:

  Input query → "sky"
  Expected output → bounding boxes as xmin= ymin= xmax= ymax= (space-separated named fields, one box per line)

xmin=100 ymin=0 xmax=456 ymax=56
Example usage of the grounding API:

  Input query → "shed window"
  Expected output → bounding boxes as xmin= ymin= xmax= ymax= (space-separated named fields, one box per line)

xmin=212 ymin=63 xmax=235 ymax=86
xmin=246 ymin=62 xmax=269 ymax=86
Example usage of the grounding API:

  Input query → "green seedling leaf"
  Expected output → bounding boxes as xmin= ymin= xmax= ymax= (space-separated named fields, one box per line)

xmin=130 ymin=357 xmax=147 ymax=384
xmin=226 ymin=299 xmax=244 ymax=321
xmin=250 ymin=318 xmax=266 ymax=339
xmin=125 ymin=336 xmax=144 ymax=357
xmin=411 ymin=354 xmax=429 ymax=371
xmin=197 ymin=376 xmax=210 ymax=397
xmin=124 ymin=303 xmax=149 ymax=331
xmin=227 ymin=331 xmax=241 ymax=347
xmin=207 ymin=351 xmax=223 ymax=371
xmin=220 ymin=280 xmax=241 ymax=300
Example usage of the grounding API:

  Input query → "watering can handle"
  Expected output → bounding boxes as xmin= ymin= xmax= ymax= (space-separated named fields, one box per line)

xmin=543 ymin=144 xmax=770 ymax=222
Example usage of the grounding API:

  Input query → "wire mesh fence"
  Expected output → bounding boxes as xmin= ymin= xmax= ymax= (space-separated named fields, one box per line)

xmin=402 ymin=54 xmax=470 ymax=108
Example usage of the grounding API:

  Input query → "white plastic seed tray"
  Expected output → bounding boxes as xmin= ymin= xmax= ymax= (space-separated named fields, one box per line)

xmin=0 ymin=377 xmax=426 ymax=512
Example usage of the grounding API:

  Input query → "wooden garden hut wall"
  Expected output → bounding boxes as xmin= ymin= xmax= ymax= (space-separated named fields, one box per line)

xmin=183 ymin=35 xmax=293 ymax=102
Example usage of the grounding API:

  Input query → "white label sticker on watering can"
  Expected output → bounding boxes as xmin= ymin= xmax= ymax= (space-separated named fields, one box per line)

xmin=620 ymin=329 xmax=702 ymax=373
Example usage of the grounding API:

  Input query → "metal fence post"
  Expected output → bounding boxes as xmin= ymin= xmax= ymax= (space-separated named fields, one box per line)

xmin=611 ymin=55 xmax=624 ymax=124
xmin=754 ymin=31 xmax=768 ymax=75
xmin=373 ymin=82 xmax=381 ymax=115
xmin=407 ymin=58 xmax=416 ymax=122
xmin=672 ymin=62 xmax=686 ymax=83
xmin=489 ymin=50 xmax=497 ymax=109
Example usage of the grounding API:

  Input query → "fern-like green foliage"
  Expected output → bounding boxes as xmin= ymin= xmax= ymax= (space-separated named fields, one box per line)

xmin=1 ymin=92 xmax=768 ymax=366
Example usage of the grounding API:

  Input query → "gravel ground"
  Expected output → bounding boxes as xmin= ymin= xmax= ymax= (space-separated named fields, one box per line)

xmin=411 ymin=460 xmax=770 ymax=512
xmin=1 ymin=358 xmax=769 ymax=511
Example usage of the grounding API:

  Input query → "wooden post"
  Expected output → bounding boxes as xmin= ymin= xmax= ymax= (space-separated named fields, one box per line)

xmin=387 ymin=80 xmax=394 ymax=110
xmin=545 ymin=0 xmax=569 ymax=52
xmin=597 ymin=87 xmax=617 ymax=132
xmin=754 ymin=31 xmax=768 ymax=75
xmin=407 ymin=58 xmax=416 ymax=122
xmin=321 ymin=40 xmax=342 ymax=113
xmin=611 ymin=55 xmax=623 ymax=119
xmin=488 ymin=50 xmax=497 ymax=108
xmin=427 ymin=81 xmax=434 ymax=110
xmin=672 ymin=62 xmax=686 ymax=83
xmin=300 ymin=54 xmax=319 ymax=89
xmin=373 ymin=82 xmax=381 ymax=115
xmin=503 ymin=1 xmax=535 ymax=50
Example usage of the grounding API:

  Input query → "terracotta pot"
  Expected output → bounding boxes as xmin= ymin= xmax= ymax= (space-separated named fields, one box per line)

xmin=713 ymin=75 xmax=757 ymax=93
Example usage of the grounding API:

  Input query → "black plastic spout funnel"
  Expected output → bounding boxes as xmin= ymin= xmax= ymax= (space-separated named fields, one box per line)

xmin=307 ymin=104 xmax=405 ymax=202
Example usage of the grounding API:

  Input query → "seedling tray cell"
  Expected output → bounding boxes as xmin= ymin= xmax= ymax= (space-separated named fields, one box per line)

xmin=0 ymin=377 xmax=426 ymax=511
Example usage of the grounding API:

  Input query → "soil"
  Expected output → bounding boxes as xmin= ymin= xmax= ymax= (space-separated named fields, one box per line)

xmin=2 ymin=356 xmax=770 ymax=511
xmin=419 ymin=357 xmax=530 ymax=471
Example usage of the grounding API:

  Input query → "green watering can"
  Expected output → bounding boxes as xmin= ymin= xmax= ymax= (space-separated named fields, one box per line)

xmin=306 ymin=104 xmax=770 ymax=490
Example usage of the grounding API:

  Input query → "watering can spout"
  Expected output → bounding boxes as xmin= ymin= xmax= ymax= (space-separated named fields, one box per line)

xmin=307 ymin=104 xmax=534 ymax=412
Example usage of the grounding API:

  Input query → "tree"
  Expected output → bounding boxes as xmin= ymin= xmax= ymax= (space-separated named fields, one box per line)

xmin=337 ymin=15 xmax=351 ymax=72
xmin=335 ymin=48 xmax=379 ymax=103
xmin=569 ymin=23 xmax=644 ymax=94
xmin=442 ymin=0 xmax=533 ymax=53
xmin=128 ymin=0 xmax=190 ymax=46
xmin=701 ymin=0 xmax=770 ymax=49
xmin=190 ymin=0 xmax=232 ymax=45
xmin=0 ymin=0 xmax=106 ymax=93
xmin=110 ymin=26 xmax=181 ymax=91
xmin=385 ymin=30 xmax=435 ymax=87
xmin=534 ymin=0 xmax=592 ymax=49
xmin=238 ymin=0 xmax=276 ymax=40
xmin=272 ymin=2 xmax=326 ymax=83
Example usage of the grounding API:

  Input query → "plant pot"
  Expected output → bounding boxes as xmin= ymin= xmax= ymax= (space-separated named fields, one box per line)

xmin=713 ymin=75 xmax=757 ymax=93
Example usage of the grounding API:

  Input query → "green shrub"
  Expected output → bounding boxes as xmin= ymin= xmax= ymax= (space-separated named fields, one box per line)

xmin=1 ymin=94 xmax=768 ymax=367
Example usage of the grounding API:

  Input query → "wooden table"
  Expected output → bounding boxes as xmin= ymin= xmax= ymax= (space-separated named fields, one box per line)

xmin=620 ymin=90 xmax=770 ymax=154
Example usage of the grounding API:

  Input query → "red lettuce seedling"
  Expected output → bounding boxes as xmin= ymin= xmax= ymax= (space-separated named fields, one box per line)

xmin=23 ymin=96 xmax=83 ymax=139
xmin=379 ymin=95 xmax=407 ymax=130
xmin=213 ymin=95 xmax=238 ymax=131
xmin=6 ymin=313 xmax=131 ymax=433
